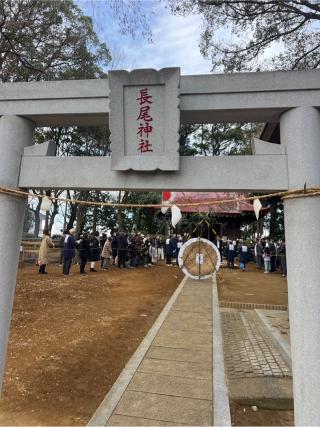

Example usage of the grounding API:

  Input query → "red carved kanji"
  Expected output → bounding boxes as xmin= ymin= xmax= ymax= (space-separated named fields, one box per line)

xmin=138 ymin=139 xmax=153 ymax=153
xmin=137 ymin=122 xmax=153 ymax=138
xmin=136 ymin=88 xmax=153 ymax=105
xmin=136 ymin=88 xmax=154 ymax=154
xmin=137 ymin=105 xmax=153 ymax=122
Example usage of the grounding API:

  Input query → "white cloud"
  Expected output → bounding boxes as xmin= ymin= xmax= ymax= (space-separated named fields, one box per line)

xmin=141 ymin=10 xmax=212 ymax=74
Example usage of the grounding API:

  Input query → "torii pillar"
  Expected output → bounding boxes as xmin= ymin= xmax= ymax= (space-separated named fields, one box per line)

xmin=280 ymin=107 xmax=320 ymax=426
xmin=0 ymin=116 xmax=35 ymax=393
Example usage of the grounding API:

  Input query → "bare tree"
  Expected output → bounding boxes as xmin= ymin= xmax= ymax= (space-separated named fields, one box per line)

xmin=167 ymin=0 xmax=320 ymax=71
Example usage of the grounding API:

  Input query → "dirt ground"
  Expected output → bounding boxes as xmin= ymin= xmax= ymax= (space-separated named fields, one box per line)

xmin=0 ymin=262 xmax=183 ymax=426
xmin=230 ymin=401 xmax=294 ymax=427
xmin=218 ymin=262 xmax=289 ymax=306
xmin=0 ymin=260 xmax=294 ymax=426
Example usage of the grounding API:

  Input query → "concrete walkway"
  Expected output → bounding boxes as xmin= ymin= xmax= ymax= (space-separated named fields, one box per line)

xmin=88 ymin=276 xmax=230 ymax=426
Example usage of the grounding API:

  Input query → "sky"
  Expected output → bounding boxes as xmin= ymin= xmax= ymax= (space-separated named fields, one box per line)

xmin=77 ymin=0 xmax=213 ymax=75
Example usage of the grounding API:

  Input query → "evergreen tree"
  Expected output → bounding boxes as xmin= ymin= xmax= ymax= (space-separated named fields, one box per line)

xmin=0 ymin=0 xmax=110 ymax=82
xmin=180 ymin=123 xmax=256 ymax=156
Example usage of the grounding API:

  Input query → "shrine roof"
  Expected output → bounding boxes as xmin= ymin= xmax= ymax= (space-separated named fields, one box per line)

xmin=172 ymin=192 xmax=268 ymax=216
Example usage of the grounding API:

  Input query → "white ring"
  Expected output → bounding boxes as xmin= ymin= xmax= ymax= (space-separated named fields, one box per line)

xmin=178 ymin=237 xmax=221 ymax=280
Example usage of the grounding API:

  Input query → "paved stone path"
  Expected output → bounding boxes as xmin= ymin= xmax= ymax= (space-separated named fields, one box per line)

xmin=221 ymin=309 xmax=292 ymax=379
xmin=89 ymin=278 xmax=218 ymax=426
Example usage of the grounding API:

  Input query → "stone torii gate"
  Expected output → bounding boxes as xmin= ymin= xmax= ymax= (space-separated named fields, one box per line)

xmin=0 ymin=68 xmax=320 ymax=425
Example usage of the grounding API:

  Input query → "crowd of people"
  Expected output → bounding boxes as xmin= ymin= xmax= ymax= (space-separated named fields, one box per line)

xmin=222 ymin=237 xmax=287 ymax=276
xmin=37 ymin=228 xmax=287 ymax=277
xmin=38 ymin=230 xmax=185 ymax=275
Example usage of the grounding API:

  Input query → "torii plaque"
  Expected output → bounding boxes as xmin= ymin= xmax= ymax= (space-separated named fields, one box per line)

xmin=109 ymin=68 xmax=180 ymax=171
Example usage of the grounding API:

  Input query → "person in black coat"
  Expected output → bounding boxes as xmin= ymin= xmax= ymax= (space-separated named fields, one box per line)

xmin=63 ymin=228 xmax=76 ymax=275
xmin=165 ymin=235 xmax=177 ymax=266
xmin=59 ymin=229 xmax=67 ymax=265
xmin=100 ymin=233 xmax=107 ymax=267
xmin=255 ymin=239 xmax=264 ymax=269
xmin=89 ymin=231 xmax=101 ymax=272
xmin=128 ymin=238 xmax=138 ymax=268
xmin=269 ymin=239 xmax=276 ymax=272
xmin=117 ymin=232 xmax=128 ymax=268
xmin=165 ymin=235 xmax=172 ymax=265
xmin=77 ymin=233 xmax=90 ymax=274
xmin=278 ymin=240 xmax=287 ymax=277
xmin=226 ymin=240 xmax=236 ymax=269
xmin=111 ymin=233 xmax=118 ymax=265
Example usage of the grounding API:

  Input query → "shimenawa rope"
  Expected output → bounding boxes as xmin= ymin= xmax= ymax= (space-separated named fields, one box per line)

xmin=0 ymin=185 xmax=320 ymax=209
